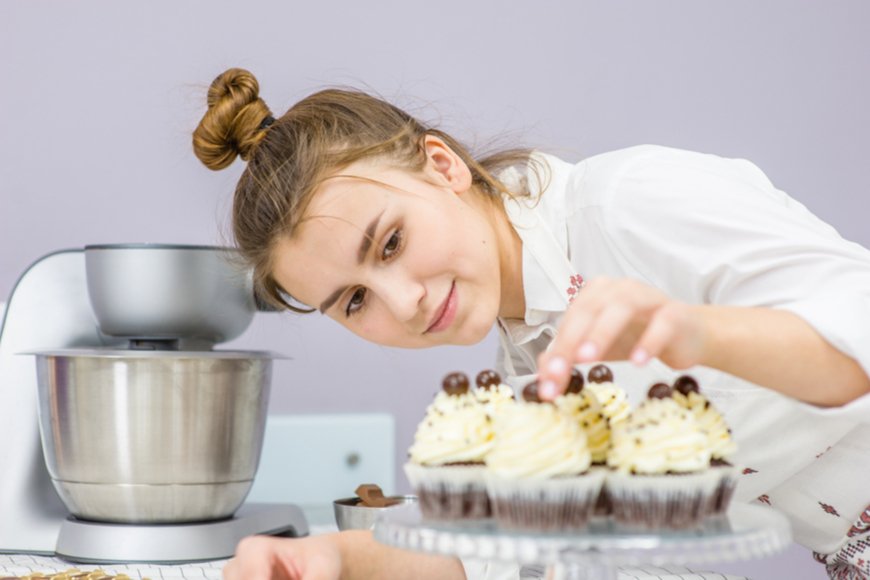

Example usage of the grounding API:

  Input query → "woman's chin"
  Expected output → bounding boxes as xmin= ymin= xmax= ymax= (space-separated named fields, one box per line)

xmin=454 ymin=312 xmax=499 ymax=345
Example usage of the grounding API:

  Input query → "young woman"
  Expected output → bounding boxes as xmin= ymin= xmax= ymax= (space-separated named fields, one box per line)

xmin=193 ymin=68 xmax=870 ymax=580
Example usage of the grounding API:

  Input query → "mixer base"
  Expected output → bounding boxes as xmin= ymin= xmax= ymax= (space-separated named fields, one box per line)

xmin=54 ymin=502 xmax=308 ymax=564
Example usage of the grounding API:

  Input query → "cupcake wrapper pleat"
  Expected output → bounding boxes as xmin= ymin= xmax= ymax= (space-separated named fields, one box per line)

xmin=605 ymin=469 xmax=721 ymax=529
xmin=404 ymin=463 xmax=491 ymax=520
xmin=484 ymin=470 xmax=606 ymax=531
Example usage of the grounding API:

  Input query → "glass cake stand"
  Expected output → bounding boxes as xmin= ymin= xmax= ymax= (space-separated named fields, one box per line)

xmin=374 ymin=504 xmax=792 ymax=580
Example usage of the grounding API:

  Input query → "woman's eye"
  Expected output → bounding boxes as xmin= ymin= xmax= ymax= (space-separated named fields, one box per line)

xmin=346 ymin=287 xmax=367 ymax=317
xmin=382 ymin=229 xmax=403 ymax=260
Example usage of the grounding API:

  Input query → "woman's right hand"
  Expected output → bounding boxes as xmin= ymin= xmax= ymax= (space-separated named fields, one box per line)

xmin=536 ymin=276 xmax=707 ymax=400
xmin=223 ymin=534 xmax=343 ymax=580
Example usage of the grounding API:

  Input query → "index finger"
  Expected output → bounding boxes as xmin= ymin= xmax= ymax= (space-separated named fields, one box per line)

xmin=537 ymin=295 xmax=601 ymax=400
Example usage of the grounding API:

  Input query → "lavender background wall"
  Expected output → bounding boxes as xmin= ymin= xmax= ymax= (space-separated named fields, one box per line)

xmin=2 ymin=1 xmax=868 ymax=578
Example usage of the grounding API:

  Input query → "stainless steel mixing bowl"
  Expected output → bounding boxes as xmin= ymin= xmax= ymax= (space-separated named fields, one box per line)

xmin=32 ymin=349 xmax=274 ymax=524
xmin=85 ymin=244 xmax=256 ymax=345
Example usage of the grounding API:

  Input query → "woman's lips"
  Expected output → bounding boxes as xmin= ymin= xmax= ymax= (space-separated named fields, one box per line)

xmin=426 ymin=281 xmax=457 ymax=334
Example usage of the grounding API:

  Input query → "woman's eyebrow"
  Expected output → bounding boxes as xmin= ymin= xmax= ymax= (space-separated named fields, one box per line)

xmin=357 ymin=210 xmax=384 ymax=264
xmin=319 ymin=210 xmax=385 ymax=313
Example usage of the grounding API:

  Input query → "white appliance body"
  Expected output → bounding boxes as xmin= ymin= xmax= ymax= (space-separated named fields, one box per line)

xmin=0 ymin=250 xmax=111 ymax=552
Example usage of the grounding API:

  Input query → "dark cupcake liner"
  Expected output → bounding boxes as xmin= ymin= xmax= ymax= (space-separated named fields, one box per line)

xmin=485 ymin=471 xmax=606 ymax=531
xmin=404 ymin=464 xmax=491 ymax=520
xmin=606 ymin=470 xmax=720 ymax=530
xmin=709 ymin=465 xmax=739 ymax=515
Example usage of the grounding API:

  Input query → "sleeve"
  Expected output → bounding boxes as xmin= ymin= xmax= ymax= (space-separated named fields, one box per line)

xmin=601 ymin=146 xmax=870 ymax=418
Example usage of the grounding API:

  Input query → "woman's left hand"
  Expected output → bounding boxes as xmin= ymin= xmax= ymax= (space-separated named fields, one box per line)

xmin=536 ymin=276 xmax=707 ymax=400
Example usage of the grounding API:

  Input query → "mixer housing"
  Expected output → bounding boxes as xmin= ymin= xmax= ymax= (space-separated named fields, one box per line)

xmin=0 ymin=244 xmax=304 ymax=558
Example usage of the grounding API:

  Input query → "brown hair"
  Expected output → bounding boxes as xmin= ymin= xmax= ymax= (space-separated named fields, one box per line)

xmin=192 ymin=68 xmax=536 ymax=312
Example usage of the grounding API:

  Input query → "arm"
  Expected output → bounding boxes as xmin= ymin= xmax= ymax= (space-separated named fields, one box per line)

xmin=696 ymin=304 xmax=870 ymax=406
xmin=535 ymin=276 xmax=870 ymax=407
xmin=535 ymin=148 xmax=870 ymax=407
xmin=335 ymin=530 xmax=465 ymax=579
xmin=224 ymin=531 xmax=465 ymax=580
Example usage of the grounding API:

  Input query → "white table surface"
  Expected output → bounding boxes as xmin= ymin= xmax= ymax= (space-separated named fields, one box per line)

xmin=0 ymin=506 xmax=337 ymax=579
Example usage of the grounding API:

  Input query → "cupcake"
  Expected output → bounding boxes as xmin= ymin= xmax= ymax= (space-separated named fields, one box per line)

xmin=404 ymin=372 xmax=494 ymax=520
xmin=485 ymin=381 xmax=605 ymax=531
xmin=584 ymin=364 xmax=631 ymax=428
xmin=573 ymin=364 xmax=627 ymax=516
xmin=555 ymin=368 xmax=610 ymax=464
xmin=672 ymin=375 xmax=739 ymax=515
xmin=606 ymin=383 xmax=719 ymax=529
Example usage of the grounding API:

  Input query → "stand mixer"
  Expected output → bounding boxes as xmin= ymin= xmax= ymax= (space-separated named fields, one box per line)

xmin=0 ymin=244 xmax=308 ymax=564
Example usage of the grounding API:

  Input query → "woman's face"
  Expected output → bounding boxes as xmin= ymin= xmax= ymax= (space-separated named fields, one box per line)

xmin=271 ymin=141 xmax=508 ymax=348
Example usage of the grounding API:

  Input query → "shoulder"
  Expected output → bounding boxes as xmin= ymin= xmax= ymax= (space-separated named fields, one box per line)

xmin=536 ymin=145 xmax=775 ymax=208
xmin=531 ymin=145 xmax=686 ymax=205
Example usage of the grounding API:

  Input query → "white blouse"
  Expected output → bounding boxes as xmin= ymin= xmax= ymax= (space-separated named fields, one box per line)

xmin=495 ymin=144 xmax=870 ymax=557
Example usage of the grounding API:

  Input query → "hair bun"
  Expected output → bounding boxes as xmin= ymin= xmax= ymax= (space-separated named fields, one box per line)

xmin=207 ymin=68 xmax=259 ymax=107
xmin=193 ymin=68 xmax=273 ymax=171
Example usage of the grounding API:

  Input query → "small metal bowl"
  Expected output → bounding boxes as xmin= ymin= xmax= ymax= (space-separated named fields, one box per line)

xmin=333 ymin=495 xmax=417 ymax=530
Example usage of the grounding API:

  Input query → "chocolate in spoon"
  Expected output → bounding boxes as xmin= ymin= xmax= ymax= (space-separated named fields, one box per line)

xmin=355 ymin=483 xmax=400 ymax=507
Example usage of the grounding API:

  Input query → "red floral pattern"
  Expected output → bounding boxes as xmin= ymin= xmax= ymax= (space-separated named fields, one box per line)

xmin=566 ymin=274 xmax=585 ymax=303
xmin=814 ymin=504 xmax=870 ymax=579
xmin=757 ymin=494 xmax=771 ymax=505
xmin=742 ymin=467 xmax=758 ymax=474
xmin=821 ymin=502 xmax=842 ymax=517
xmin=848 ymin=506 xmax=870 ymax=538
xmin=819 ymin=538 xmax=870 ymax=579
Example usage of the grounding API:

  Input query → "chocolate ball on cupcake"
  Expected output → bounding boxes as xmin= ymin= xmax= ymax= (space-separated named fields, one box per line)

xmin=484 ymin=380 xmax=605 ymax=531
xmin=606 ymin=382 xmax=720 ymax=529
xmin=404 ymin=372 xmax=494 ymax=520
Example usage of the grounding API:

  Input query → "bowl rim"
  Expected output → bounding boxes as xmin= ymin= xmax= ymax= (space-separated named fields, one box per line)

xmin=22 ymin=348 xmax=285 ymax=359
xmin=85 ymin=243 xmax=238 ymax=252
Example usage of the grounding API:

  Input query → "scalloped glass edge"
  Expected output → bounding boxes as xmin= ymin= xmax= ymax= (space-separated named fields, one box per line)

xmin=373 ymin=503 xmax=792 ymax=567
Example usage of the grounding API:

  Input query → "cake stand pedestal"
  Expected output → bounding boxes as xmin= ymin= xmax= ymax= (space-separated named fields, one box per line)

xmin=374 ymin=503 xmax=791 ymax=580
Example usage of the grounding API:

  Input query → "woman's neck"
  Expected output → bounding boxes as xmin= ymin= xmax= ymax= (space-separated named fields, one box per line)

xmin=489 ymin=197 xmax=525 ymax=320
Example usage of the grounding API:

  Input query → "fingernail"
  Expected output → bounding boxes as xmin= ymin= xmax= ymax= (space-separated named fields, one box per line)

xmin=631 ymin=347 xmax=649 ymax=365
xmin=547 ymin=356 xmax=568 ymax=375
xmin=539 ymin=380 xmax=558 ymax=400
xmin=577 ymin=342 xmax=598 ymax=360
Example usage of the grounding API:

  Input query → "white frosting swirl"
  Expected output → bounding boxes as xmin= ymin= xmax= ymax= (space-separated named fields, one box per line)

xmin=672 ymin=390 xmax=737 ymax=461
xmin=608 ymin=397 xmax=711 ymax=474
xmin=474 ymin=383 xmax=515 ymax=419
xmin=408 ymin=391 xmax=494 ymax=466
xmin=586 ymin=381 xmax=631 ymax=427
xmin=555 ymin=390 xmax=610 ymax=464
xmin=486 ymin=402 xmax=591 ymax=480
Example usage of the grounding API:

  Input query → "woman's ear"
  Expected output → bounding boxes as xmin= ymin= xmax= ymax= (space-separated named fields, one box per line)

xmin=423 ymin=134 xmax=473 ymax=194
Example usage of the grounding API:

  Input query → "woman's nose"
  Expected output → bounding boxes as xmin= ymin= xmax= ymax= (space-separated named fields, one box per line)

xmin=374 ymin=274 xmax=425 ymax=323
